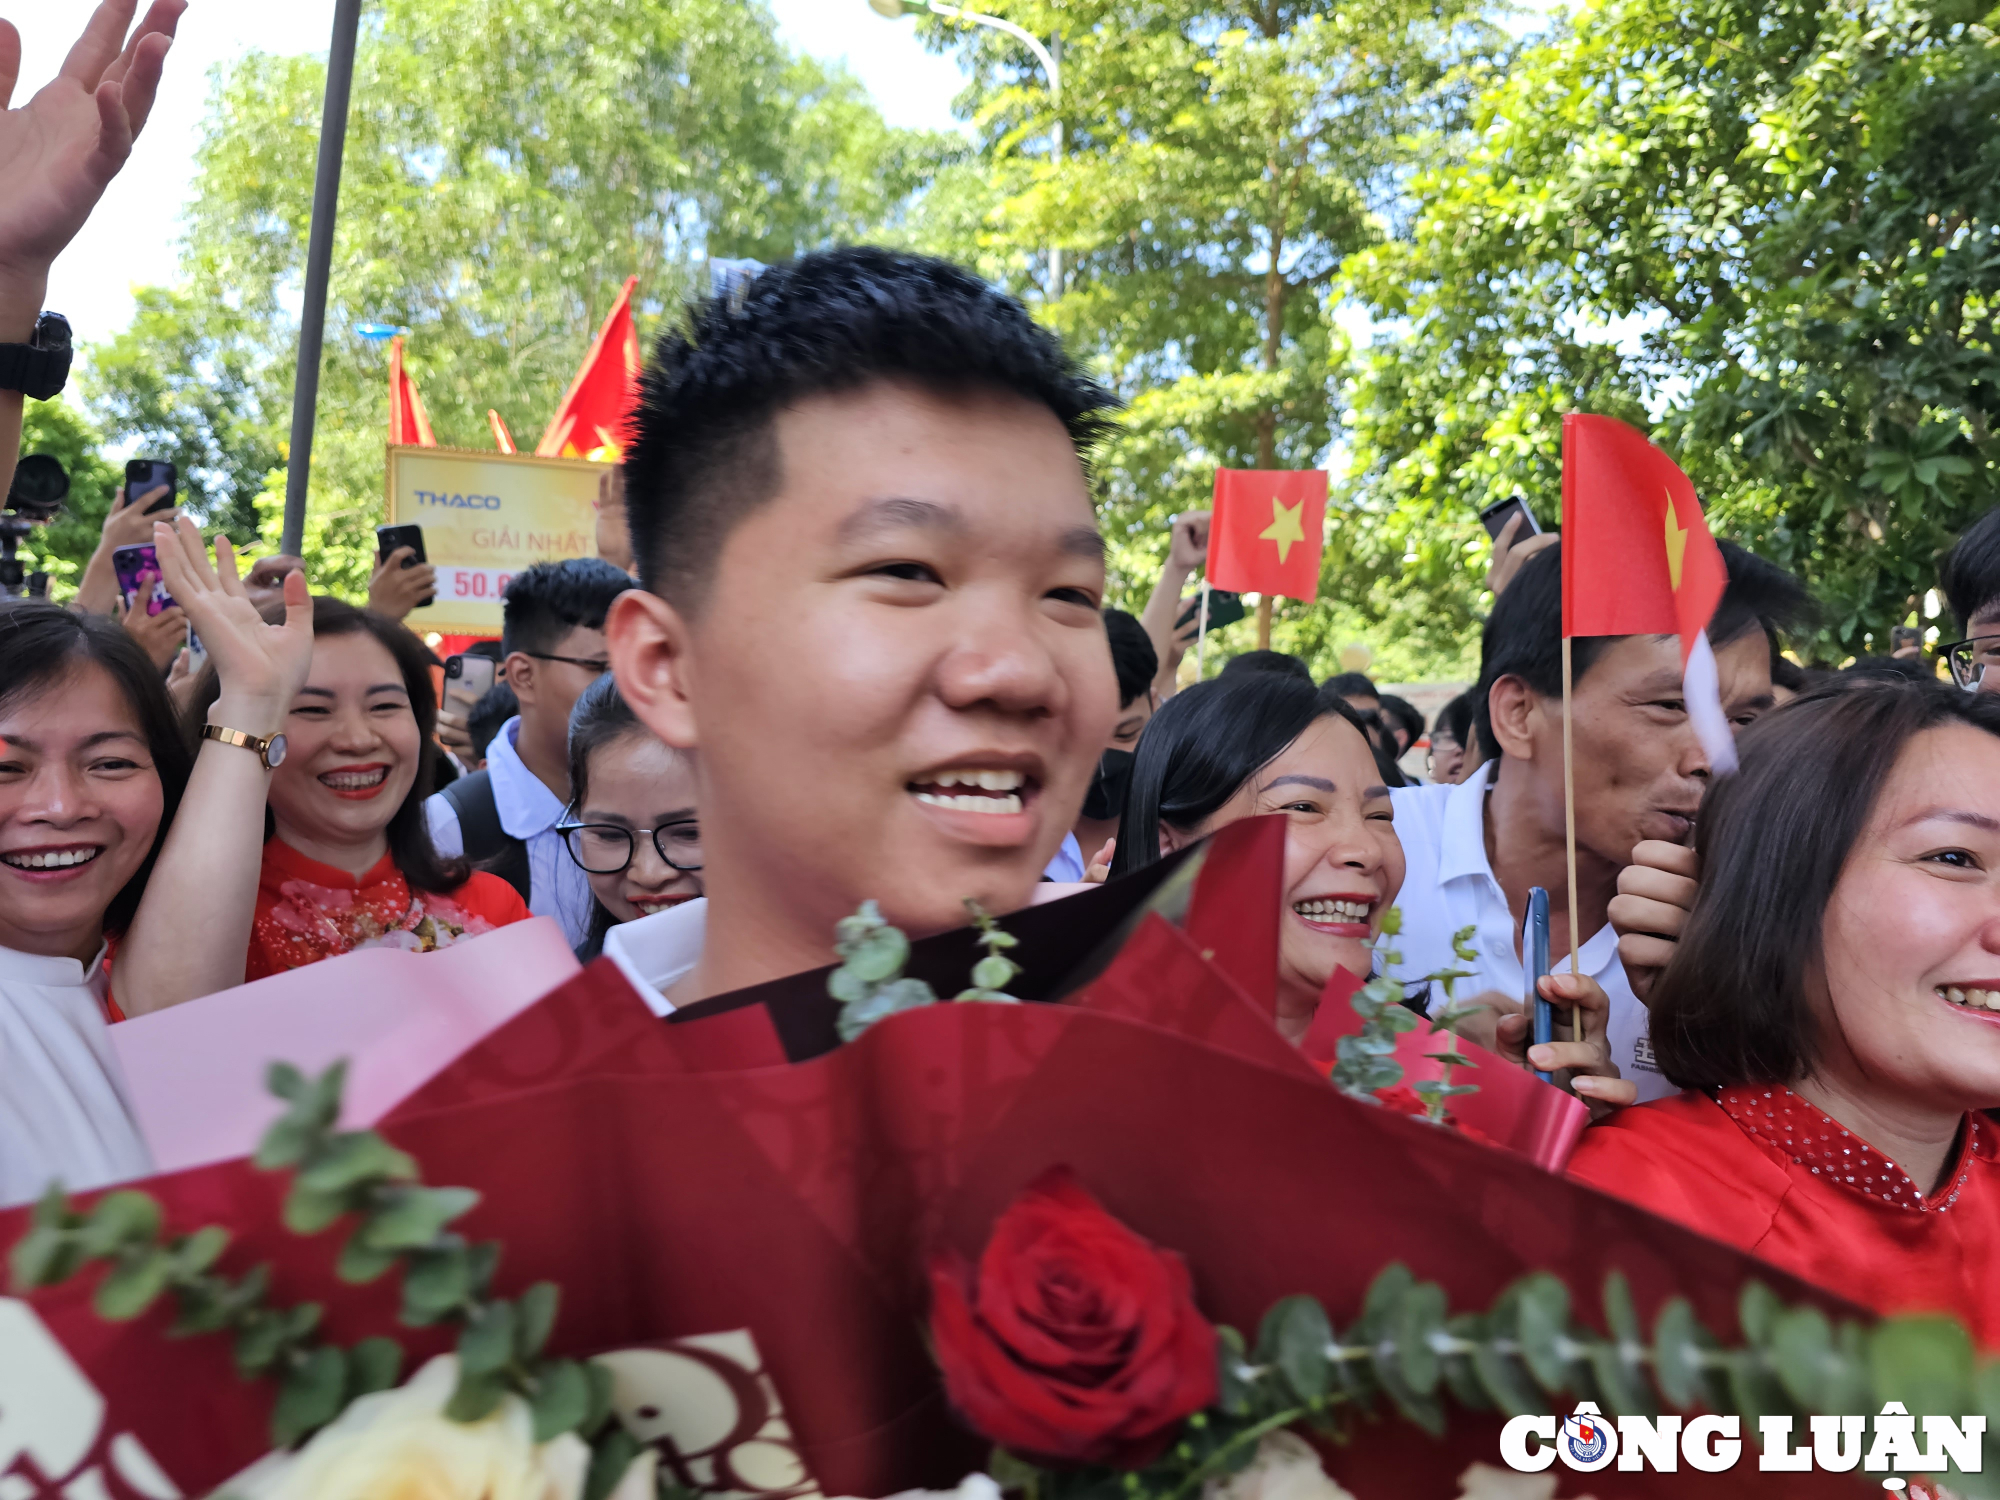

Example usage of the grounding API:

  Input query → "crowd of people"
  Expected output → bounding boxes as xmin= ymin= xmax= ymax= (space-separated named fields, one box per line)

xmin=8 ymin=0 xmax=2000 ymax=1355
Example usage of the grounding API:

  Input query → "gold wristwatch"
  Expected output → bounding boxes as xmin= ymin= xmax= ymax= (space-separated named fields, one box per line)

xmin=202 ymin=723 xmax=288 ymax=770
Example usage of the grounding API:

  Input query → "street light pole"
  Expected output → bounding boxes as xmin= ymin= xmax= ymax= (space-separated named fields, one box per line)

xmin=281 ymin=0 xmax=364 ymax=558
xmin=869 ymin=0 xmax=1062 ymax=300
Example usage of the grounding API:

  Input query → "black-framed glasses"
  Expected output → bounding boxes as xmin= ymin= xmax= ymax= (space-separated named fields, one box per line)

xmin=556 ymin=818 xmax=703 ymax=874
xmin=522 ymin=651 xmax=612 ymax=674
xmin=1940 ymin=635 xmax=2000 ymax=691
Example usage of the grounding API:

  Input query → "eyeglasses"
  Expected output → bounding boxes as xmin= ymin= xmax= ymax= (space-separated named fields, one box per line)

xmin=1940 ymin=636 xmax=2000 ymax=691
xmin=521 ymin=651 xmax=612 ymax=675
xmin=556 ymin=817 xmax=703 ymax=874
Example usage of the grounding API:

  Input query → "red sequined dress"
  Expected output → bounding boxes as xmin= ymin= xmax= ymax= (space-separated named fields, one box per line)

xmin=1568 ymin=1084 xmax=2000 ymax=1345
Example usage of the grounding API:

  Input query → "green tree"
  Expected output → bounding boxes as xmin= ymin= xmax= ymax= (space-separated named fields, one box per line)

xmin=912 ymin=0 xmax=1504 ymax=679
xmin=10 ymin=396 xmax=123 ymax=597
xmin=1337 ymin=0 xmax=2000 ymax=666
xmin=84 ymin=0 xmax=957 ymax=596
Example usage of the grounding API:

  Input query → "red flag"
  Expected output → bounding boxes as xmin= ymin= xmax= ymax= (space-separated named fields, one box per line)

xmin=537 ymin=275 xmax=641 ymax=459
xmin=1560 ymin=414 xmax=1725 ymax=661
xmin=386 ymin=335 xmax=435 ymax=447
xmin=487 ymin=409 xmax=517 ymax=454
xmin=1206 ymin=468 xmax=1327 ymax=601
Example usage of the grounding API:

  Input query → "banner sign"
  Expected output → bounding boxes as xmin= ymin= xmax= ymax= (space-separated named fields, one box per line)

xmin=385 ymin=446 xmax=602 ymax=635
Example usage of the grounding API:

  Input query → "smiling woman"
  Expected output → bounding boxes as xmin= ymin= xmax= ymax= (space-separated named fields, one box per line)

xmin=0 ymin=603 xmax=188 ymax=1203
xmin=1570 ymin=675 xmax=2000 ymax=1344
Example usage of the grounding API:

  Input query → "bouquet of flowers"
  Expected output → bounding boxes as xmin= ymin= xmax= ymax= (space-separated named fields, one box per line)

xmin=1 ymin=820 xmax=1980 ymax=1499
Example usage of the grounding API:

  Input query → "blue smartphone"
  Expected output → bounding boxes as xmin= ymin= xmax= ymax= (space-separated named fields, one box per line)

xmin=1524 ymin=886 xmax=1554 ymax=1084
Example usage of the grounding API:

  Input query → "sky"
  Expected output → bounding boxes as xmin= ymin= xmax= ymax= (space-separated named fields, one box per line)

xmin=7 ymin=0 xmax=972 ymax=348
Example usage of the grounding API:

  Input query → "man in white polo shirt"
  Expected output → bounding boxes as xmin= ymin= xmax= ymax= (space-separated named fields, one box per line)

xmin=1390 ymin=538 xmax=1812 ymax=1102
xmin=601 ymin=248 xmax=1120 ymax=1011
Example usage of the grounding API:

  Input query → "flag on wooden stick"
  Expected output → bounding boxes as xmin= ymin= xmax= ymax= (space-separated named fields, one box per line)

xmin=386 ymin=335 xmax=435 ymax=447
xmin=1561 ymin=413 xmax=1735 ymax=773
xmin=537 ymin=275 xmax=642 ymax=460
xmin=1206 ymin=468 xmax=1327 ymax=602
xmin=488 ymin=409 xmax=517 ymax=454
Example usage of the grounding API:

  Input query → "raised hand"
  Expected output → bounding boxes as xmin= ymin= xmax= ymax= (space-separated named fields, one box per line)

xmin=1484 ymin=511 xmax=1559 ymax=598
xmin=367 ymin=545 xmax=438 ymax=622
xmin=150 ymin=517 xmax=312 ymax=736
xmin=1167 ymin=510 xmax=1210 ymax=573
xmin=0 ymin=0 xmax=184 ymax=305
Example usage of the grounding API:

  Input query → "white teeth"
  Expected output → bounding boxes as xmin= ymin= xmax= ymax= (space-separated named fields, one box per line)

xmin=1 ymin=848 xmax=100 ymax=870
xmin=930 ymin=768 xmax=1025 ymax=792
xmin=914 ymin=792 xmax=1024 ymax=815
xmin=1941 ymin=986 xmax=2000 ymax=1010
xmin=1949 ymin=987 xmax=1966 ymax=1004
xmin=321 ymin=768 xmax=387 ymax=789
xmin=1293 ymin=898 xmax=1371 ymax=921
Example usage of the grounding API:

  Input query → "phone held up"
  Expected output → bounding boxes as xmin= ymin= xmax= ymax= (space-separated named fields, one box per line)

xmin=442 ymin=652 xmax=497 ymax=717
xmin=110 ymin=544 xmax=177 ymax=618
xmin=375 ymin=523 xmax=434 ymax=609
xmin=1174 ymin=588 xmax=1248 ymax=640
xmin=122 ymin=459 xmax=177 ymax=515
xmin=1478 ymin=493 xmax=1542 ymax=543
xmin=1524 ymin=886 xmax=1555 ymax=1086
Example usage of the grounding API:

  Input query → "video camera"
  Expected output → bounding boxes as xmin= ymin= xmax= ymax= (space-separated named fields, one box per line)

xmin=2 ymin=452 xmax=68 ymax=599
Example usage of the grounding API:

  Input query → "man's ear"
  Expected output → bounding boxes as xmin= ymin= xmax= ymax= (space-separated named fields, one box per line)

xmin=607 ymin=589 xmax=699 ymax=751
xmin=1486 ymin=674 xmax=1547 ymax=762
xmin=500 ymin=652 xmax=537 ymax=706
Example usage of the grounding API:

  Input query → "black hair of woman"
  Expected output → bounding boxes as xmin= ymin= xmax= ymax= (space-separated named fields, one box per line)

xmin=1650 ymin=673 xmax=2000 ymax=1088
xmin=1107 ymin=671 xmax=1377 ymax=880
xmin=0 ymin=601 xmax=194 ymax=934
xmin=565 ymin=675 xmax=650 ymax=961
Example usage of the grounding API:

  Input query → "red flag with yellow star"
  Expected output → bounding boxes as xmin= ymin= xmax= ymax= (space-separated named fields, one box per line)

xmin=1207 ymin=468 xmax=1327 ymax=601
xmin=1562 ymin=413 xmax=1738 ymax=772
xmin=1560 ymin=414 xmax=1725 ymax=660
xmin=386 ymin=335 xmax=435 ymax=447
xmin=536 ymin=275 xmax=641 ymax=459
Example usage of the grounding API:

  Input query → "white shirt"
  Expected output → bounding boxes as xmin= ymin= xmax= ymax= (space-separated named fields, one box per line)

xmin=426 ymin=716 xmax=597 ymax=948
xmin=600 ymin=897 xmax=707 ymax=1017
xmin=0 ymin=944 xmax=155 ymax=1208
xmin=1043 ymin=833 xmax=1085 ymax=882
xmin=1388 ymin=763 xmax=1676 ymax=1103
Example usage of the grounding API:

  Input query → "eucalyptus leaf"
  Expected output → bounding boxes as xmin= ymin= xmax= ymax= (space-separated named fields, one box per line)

xmin=1769 ymin=1305 xmax=1833 ymax=1410
xmin=1871 ymin=1314 xmax=1974 ymax=1422
xmin=842 ymin=924 xmax=909 ymax=983
xmin=78 ymin=1191 xmax=162 ymax=1258
xmin=458 ymin=1299 xmax=516 ymax=1377
xmin=1268 ymin=1295 xmax=1332 ymax=1404
xmin=9 ymin=1224 xmax=80 ymax=1289
xmin=1440 ymin=1312 xmax=1494 ymax=1412
xmin=93 ymin=1247 xmax=173 ymax=1321
xmin=336 ymin=1235 xmax=400 ymax=1285
xmin=358 ymin=1186 xmax=480 ymax=1251
xmin=1515 ymin=1273 xmax=1573 ymax=1394
xmin=1395 ymin=1280 xmax=1447 ymax=1397
xmin=516 ymin=1282 xmax=560 ymax=1363
xmin=271 ymin=1345 xmax=347 ymax=1447
xmin=283 ymin=1182 xmax=352 ymax=1237
xmin=1215 ymin=1325 xmax=1255 ymax=1417
xmin=350 ymin=1336 xmax=404 ymax=1396
xmin=295 ymin=1132 xmax=418 ymax=1194
xmin=173 ymin=1225 xmax=231 ymax=1277
xmin=445 ymin=1367 xmax=509 ymax=1423
xmin=531 ymin=1359 xmax=592 ymax=1441
xmin=584 ymin=1427 xmax=644 ymax=1500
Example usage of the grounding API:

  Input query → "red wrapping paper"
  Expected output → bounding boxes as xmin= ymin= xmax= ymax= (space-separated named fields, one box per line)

xmin=0 ymin=821 xmax=1860 ymax=1497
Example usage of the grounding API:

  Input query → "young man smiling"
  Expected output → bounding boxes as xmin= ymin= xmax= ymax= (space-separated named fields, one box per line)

xmin=603 ymin=248 xmax=1120 ymax=1008
xmin=1391 ymin=539 xmax=1812 ymax=1101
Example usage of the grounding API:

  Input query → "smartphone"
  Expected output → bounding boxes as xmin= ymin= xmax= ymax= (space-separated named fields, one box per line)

xmin=1174 ymin=588 xmax=1248 ymax=638
xmin=122 ymin=459 xmax=177 ymax=514
xmin=443 ymin=653 xmax=497 ymax=718
xmin=375 ymin=523 xmax=433 ymax=608
xmin=111 ymin=544 xmax=177 ymax=617
xmin=1479 ymin=493 xmax=1541 ymax=542
xmin=1524 ymin=886 xmax=1554 ymax=1085
xmin=1890 ymin=626 xmax=1922 ymax=653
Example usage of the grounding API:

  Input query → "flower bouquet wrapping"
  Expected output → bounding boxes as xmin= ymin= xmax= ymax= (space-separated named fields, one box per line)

xmin=0 ymin=820 xmax=1973 ymax=1499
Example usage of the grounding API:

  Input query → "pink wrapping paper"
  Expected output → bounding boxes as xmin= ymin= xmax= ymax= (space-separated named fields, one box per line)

xmin=110 ymin=916 xmax=580 ymax=1173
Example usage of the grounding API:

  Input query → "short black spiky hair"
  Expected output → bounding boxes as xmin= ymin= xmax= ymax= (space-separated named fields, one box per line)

xmin=622 ymin=246 xmax=1119 ymax=607
xmin=500 ymin=557 xmax=634 ymax=658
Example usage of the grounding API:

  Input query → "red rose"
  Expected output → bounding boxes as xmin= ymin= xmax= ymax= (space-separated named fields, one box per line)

xmin=927 ymin=1167 xmax=1219 ymax=1468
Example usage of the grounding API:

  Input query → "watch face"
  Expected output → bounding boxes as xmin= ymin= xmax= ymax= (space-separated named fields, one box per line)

xmin=265 ymin=733 xmax=288 ymax=768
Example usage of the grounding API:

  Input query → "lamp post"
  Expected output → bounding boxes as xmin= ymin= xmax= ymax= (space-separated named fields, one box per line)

xmin=868 ymin=0 xmax=1062 ymax=299
xmin=281 ymin=0 xmax=365 ymax=557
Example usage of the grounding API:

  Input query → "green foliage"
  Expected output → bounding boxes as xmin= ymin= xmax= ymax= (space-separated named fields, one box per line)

xmin=911 ymin=0 xmax=1506 ymax=678
xmin=830 ymin=900 xmax=1023 ymax=1042
xmin=7 ymin=1061 xmax=626 ymax=1468
xmin=1327 ymin=913 xmax=1481 ymax=1105
xmin=998 ymin=1263 xmax=2000 ymax=1499
xmin=80 ymin=0 xmax=958 ymax=596
xmin=1338 ymin=0 xmax=2000 ymax=664
xmin=10 ymin=395 xmax=124 ymax=597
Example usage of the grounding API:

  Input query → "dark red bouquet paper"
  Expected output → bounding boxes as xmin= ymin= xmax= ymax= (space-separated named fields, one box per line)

xmin=0 ymin=820 xmax=1863 ymax=1499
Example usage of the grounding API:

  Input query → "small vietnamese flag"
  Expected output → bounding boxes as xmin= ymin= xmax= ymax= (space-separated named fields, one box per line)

xmin=487 ymin=409 xmax=517 ymax=454
xmin=536 ymin=275 xmax=641 ymax=460
xmin=1562 ymin=413 xmax=1736 ymax=770
xmin=1207 ymin=469 xmax=1328 ymax=602
xmin=387 ymin=335 xmax=435 ymax=448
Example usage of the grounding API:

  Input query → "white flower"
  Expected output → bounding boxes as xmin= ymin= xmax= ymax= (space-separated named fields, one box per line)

xmin=1454 ymin=1462 xmax=1598 ymax=1500
xmin=223 ymin=1354 xmax=655 ymax=1500
xmin=1203 ymin=1432 xmax=1356 ymax=1500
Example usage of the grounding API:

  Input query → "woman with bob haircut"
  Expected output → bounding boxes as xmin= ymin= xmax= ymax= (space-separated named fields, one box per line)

xmin=1 ymin=516 xmax=318 ymax=1198
xmin=1570 ymin=674 xmax=2000 ymax=1342
xmin=1109 ymin=672 xmax=1624 ymax=1091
